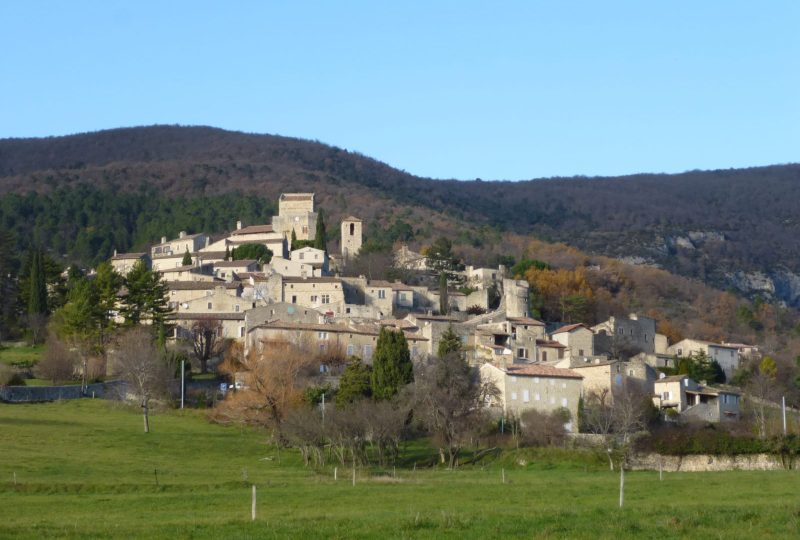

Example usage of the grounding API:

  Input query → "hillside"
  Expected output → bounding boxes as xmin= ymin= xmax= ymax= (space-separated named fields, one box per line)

xmin=1 ymin=125 xmax=799 ymax=306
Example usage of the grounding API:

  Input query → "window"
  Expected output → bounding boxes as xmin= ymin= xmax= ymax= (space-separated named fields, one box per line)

xmin=534 ymin=393 xmax=540 ymax=401
xmin=349 ymin=223 xmax=355 ymax=235
xmin=310 ymin=295 xmax=318 ymax=303
xmin=378 ymin=289 xmax=386 ymax=299
xmin=617 ymin=328 xmax=623 ymax=335
xmin=541 ymin=351 xmax=547 ymax=362
xmin=363 ymin=345 xmax=372 ymax=358
xmin=347 ymin=344 xmax=354 ymax=356
xmin=239 ymin=327 xmax=245 ymax=338
xmin=299 ymin=253 xmax=304 ymax=260
xmin=578 ymin=349 xmax=584 ymax=356
xmin=517 ymin=348 xmax=527 ymax=359
xmin=561 ymin=398 xmax=568 ymax=407
xmin=207 ymin=302 xmax=212 ymax=310
xmin=628 ymin=369 xmax=634 ymax=376
xmin=662 ymin=391 xmax=670 ymax=400
xmin=318 ymin=332 xmax=328 ymax=340
xmin=510 ymin=392 xmax=517 ymax=401
xmin=321 ymin=294 xmax=330 ymax=304
xmin=302 ymin=226 xmax=308 ymax=234
xmin=523 ymin=390 xmax=530 ymax=402
xmin=677 ymin=348 xmax=683 ymax=356
xmin=291 ymin=295 xmax=297 ymax=303
xmin=235 ymin=304 xmax=240 ymax=312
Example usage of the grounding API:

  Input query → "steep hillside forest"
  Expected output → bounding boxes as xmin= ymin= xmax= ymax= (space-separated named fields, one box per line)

xmin=1 ymin=125 xmax=800 ymax=363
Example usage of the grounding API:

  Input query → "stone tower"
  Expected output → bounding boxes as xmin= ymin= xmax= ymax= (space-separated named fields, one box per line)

xmin=341 ymin=216 xmax=363 ymax=260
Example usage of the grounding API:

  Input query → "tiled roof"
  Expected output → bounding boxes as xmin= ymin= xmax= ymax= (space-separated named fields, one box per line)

xmin=166 ymin=281 xmax=241 ymax=290
xmin=251 ymin=321 xmax=427 ymax=341
xmin=172 ymin=313 xmax=245 ymax=321
xmin=551 ymin=323 xmax=591 ymax=334
xmin=213 ymin=259 xmax=258 ymax=268
xmin=231 ymin=225 xmax=274 ymax=235
xmin=343 ymin=216 xmax=362 ymax=222
xmin=111 ymin=252 xmax=147 ymax=260
xmin=536 ymin=339 xmax=567 ymax=349
xmin=505 ymin=364 xmax=583 ymax=379
xmin=656 ymin=375 xmax=688 ymax=383
xmin=282 ymin=277 xmax=341 ymax=283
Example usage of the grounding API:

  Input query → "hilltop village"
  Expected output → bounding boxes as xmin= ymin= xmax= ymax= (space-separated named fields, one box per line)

xmin=109 ymin=193 xmax=755 ymax=426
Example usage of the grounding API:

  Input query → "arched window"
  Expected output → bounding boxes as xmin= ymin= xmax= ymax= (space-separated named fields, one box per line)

xmin=349 ymin=223 xmax=355 ymax=236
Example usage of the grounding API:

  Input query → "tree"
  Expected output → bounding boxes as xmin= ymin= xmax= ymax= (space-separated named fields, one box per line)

xmin=113 ymin=326 xmax=173 ymax=433
xmin=120 ymin=261 xmax=171 ymax=331
xmin=224 ymin=246 xmax=231 ymax=261
xmin=314 ymin=209 xmax=327 ymax=252
xmin=35 ymin=333 xmax=78 ymax=384
xmin=518 ymin=408 xmax=570 ymax=447
xmin=371 ymin=327 xmax=414 ymax=400
xmin=438 ymin=272 xmax=449 ymax=315
xmin=743 ymin=356 xmax=781 ymax=438
xmin=52 ymin=277 xmax=102 ymax=391
xmin=190 ymin=318 xmax=224 ymax=373
xmin=290 ymin=229 xmax=297 ymax=250
xmin=214 ymin=339 xmax=316 ymax=444
xmin=437 ymin=325 xmax=461 ymax=359
xmin=27 ymin=248 xmax=48 ymax=317
xmin=94 ymin=262 xmax=123 ymax=338
xmin=335 ymin=357 xmax=372 ymax=406
xmin=231 ymin=243 xmax=272 ymax=264
xmin=181 ymin=248 xmax=192 ymax=266
xmin=413 ymin=353 xmax=495 ymax=467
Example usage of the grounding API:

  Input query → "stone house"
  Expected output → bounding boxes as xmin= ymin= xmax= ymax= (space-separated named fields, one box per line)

xmin=463 ymin=266 xmax=502 ymax=290
xmin=282 ymin=277 xmax=346 ymax=316
xmin=536 ymin=339 xmax=567 ymax=363
xmin=110 ymin=252 xmax=150 ymax=275
xmin=173 ymin=312 xmax=246 ymax=341
xmin=290 ymin=247 xmax=328 ymax=276
xmin=403 ymin=313 xmax=464 ymax=357
xmin=667 ymin=339 xmax=741 ymax=380
xmin=550 ymin=323 xmax=595 ymax=361
xmin=151 ymin=231 xmax=209 ymax=259
xmin=159 ymin=264 xmax=215 ymax=282
xmin=245 ymin=320 xmax=428 ymax=365
xmin=266 ymin=256 xmax=315 ymax=278
xmin=653 ymin=374 xmax=740 ymax=422
xmin=557 ymin=356 xmax=657 ymax=398
xmin=166 ymin=281 xmax=243 ymax=306
xmin=228 ymin=222 xmax=288 ymax=258
xmin=592 ymin=313 xmax=659 ymax=357
xmin=480 ymin=363 xmax=583 ymax=429
xmin=212 ymin=259 xmax=259 ymax=280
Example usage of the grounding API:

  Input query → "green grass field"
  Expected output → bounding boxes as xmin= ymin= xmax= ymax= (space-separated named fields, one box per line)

xmin=0 ymin=345 xmax=43 ymax=367
xmin=1 ymin=400 xmax=799 ymax=539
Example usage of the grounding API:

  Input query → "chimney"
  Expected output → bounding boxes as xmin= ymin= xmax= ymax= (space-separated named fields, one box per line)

xmin=113 ymin=249 xmax=117 ymax=257
xmin=161 ymin=236 xmax=167 ymax=244
xmin=236 ymin=220 xmax=242 ymax=230
xmin=205 ymin=236 xmax=210 ymax=247
xmin=179 ymin=231 xmax=187 ymax=239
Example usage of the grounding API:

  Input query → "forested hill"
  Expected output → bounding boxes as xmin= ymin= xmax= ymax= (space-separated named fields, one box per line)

xmin=1 ymin=125 xmax=799 ymax=304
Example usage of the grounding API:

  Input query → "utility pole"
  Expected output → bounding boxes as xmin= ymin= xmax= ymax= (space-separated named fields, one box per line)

xmin=180 ymin=359 xmax=185 ymax=409
xmin=321 ymin=392 xmax=326 ymax=425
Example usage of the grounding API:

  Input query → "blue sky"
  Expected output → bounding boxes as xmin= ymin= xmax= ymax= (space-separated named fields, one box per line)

xmin=1 ymin=1 xmax=797 ymax=180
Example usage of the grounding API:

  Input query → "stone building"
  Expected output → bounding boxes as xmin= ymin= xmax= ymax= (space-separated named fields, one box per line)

xmin=110 ymin=252 xmax=150 ymax=275
xmin=271 ymin=193 xmax=318 ymax=242
xmin=341 ymin=216 xmax=362 ymax=260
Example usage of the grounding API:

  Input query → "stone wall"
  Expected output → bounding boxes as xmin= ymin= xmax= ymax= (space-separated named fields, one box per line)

xmin=628 ymin=452 xmax=787 ymax=472
xmin=0 ymin=380 xmax=126 ymax=403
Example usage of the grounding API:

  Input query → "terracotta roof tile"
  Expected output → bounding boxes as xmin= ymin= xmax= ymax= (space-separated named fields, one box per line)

xmin=505 ymin=364 xmax=583 ymax=379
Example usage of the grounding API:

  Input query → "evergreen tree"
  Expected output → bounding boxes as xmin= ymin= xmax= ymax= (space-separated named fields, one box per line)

xmin=231 ymin=243 xmax=272 ymax=264
xmin=120 ymin=261 xmax=172 ymax=332
xmin=335 ymin=357 xmax=372 ymax=406
xmin=290 ymin=229 xmax=298 ymax=250
xmin=371 ymin=327 xmax=414 ymax=400
xmin=439 ymin=272 xmax=449 ymax=315
xmin=314 ymin=210 xmax=327 ymax=252
xmin=437 ymin=325 xmax=462 ymax=359
xmin=181 ymin=248 xmax=192 ymax=266
xmin=27 ymin=249 xmax=48 ymax=316
xmin=94 ymin=262 xmax=123 ymax=335
xmin=224 ymin=246 xmax=231 ymax=261
xmin=53 ymin=277 xmax=102 ymax=354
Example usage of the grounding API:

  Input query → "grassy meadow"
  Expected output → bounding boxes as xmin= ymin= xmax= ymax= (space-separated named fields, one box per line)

xmin=1 ymin=400 xmax=799 ymax=539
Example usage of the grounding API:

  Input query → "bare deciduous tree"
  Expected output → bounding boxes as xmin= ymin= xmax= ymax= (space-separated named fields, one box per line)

xmin=583 ymin=385 xmax=652 ymax=469
xmin=114 ymin=327 xmax=173 ymax=433
xmin=35 ymin=333 xmax=78 ymax=384
xmin=190 ymin=319 xmax=224 ymax=373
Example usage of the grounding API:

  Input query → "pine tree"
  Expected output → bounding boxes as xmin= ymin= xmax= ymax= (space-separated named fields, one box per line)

xmin=335 ymin=357 xmax=372 ymax=406
xmin=27 ymin=249 xmax=48 ymax=316
xmin=121 ymin=261 xmax=172 ymax=331
xmin=181 ymin=248 xmax=192 ymax=266
xmin=94 ymin=262 xmax=122 ymax=335
xmin=314 ymin=210 xmax=327 ymax=252
xmin=437 ymin=325 xmax=462 ymax=359
xmin=371 ymin=327 xmax=413 ymax=400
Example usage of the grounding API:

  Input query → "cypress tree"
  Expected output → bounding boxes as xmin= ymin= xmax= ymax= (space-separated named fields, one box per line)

xmin=224 ymin=246 xmax=231 ymax=261
xmin=438 ymin=325 xmax=462 ymax=359
xmin=371 ymin=327 xmax=414 ymax=400
xmin=181 ymin=248 xmax=192 ymax=266
xmin=290 ymin=229 xmax=298 ymax=250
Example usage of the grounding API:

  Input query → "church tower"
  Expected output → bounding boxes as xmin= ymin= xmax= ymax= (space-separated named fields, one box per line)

xmin=341 ymin=216 xmax=362 ymax=260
